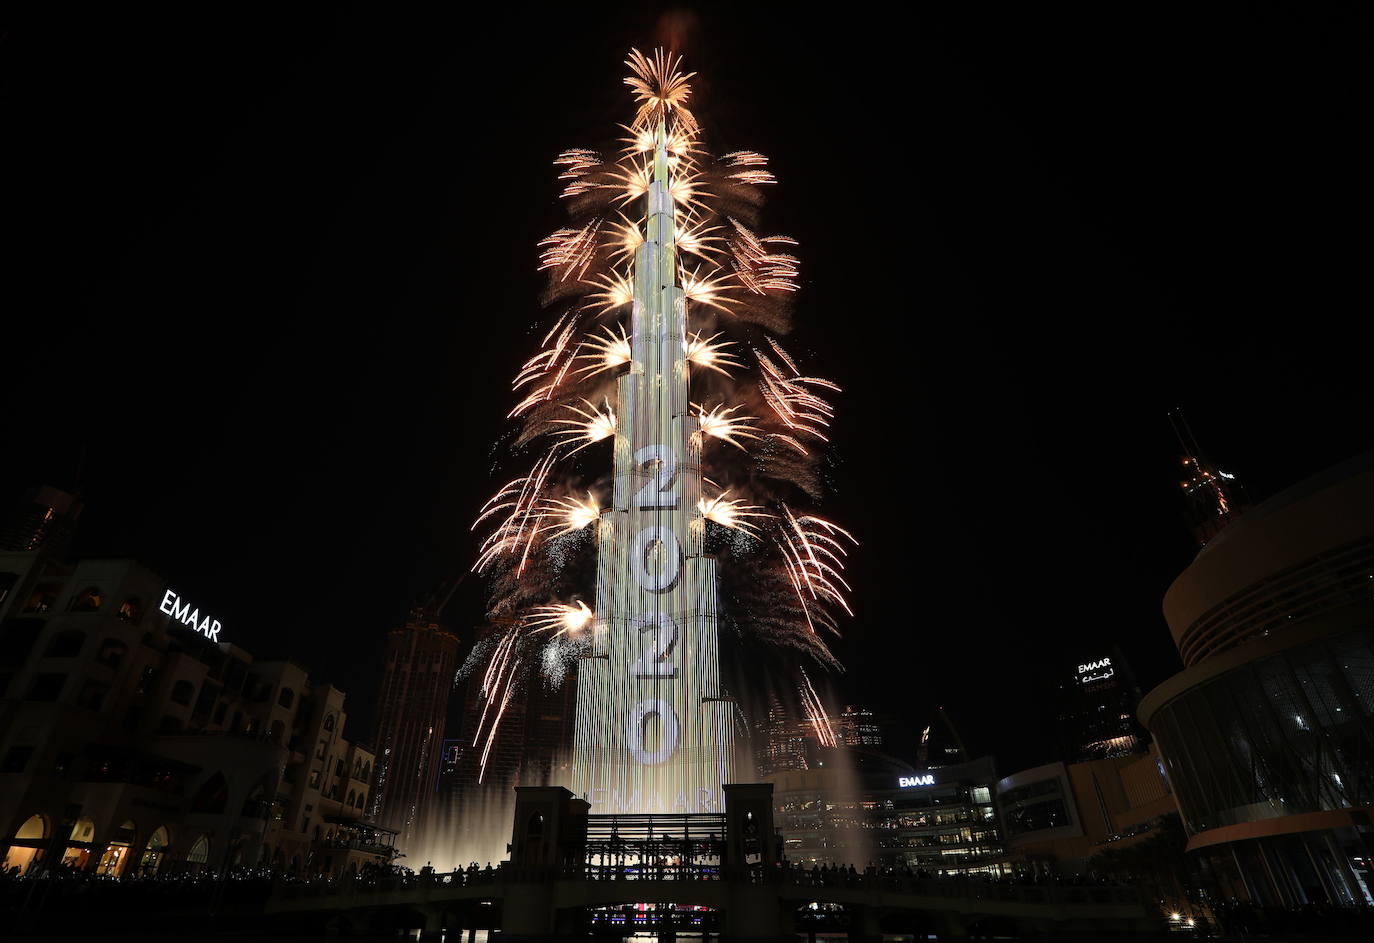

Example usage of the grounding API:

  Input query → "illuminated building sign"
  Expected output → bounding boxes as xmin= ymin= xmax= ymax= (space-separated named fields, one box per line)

xmin=571 ymin=127 xmax=734 ymax=814
xmin=899 ymin=774 xmax=936 ymax=787
xmin=159 ymin=589 xmax=222 ymax=641
xmin=1077 ymin=657 xmax=1114 ymax=683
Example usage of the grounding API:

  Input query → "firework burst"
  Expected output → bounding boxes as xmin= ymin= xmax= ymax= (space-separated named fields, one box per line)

xmin=469 ymin=47 xmax=857 ymax=782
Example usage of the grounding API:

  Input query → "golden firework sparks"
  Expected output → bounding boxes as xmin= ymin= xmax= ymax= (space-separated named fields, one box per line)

xmin=680 ymin=266 xmax=735 ymax=313
xmin=554 ymin=148 xmax=603 ymax=198
xmin=472 ymin=450 xmax=560 ymax=575
xmin=573 ymin=324 xmax=632 ymax=377
xmin=685 ymin=331 xmax=742 ymax=376
xmin=541 ymin=491 xmax=601 ymax=537
xmin=775 ymin=505 xmax=857 ymax=634
xmin=620 ymin=123 xmax=698 ymax=159
xmin=721 ymin=150 xmax=778 ymax=186
xmin=525 ymin=600 xmax=595 ymax=637
xmin=586 ymin=271 xmax=635 ymax=315
xmin=624 ymin=47 xmax=699 ymax=134
xmin=693 ymin=403 xmax=762 ymax=450
xmin=697 ymin=490 xmax=772 ymax=534
xmin=675 ymin=216 xmax=724 ymax=261
xmin=609 ymin=214 xmax=645 ymax=262
xmin=608 ymin=159 xmax=653 ymax=204
xmin=756 ymin=339 xmax=840 ymax=443
xmin=800 ymin=667 xmax=838 ymax=748
xmin=551 ymin=398 xmax=617 ymax=453
xmin=729 ymin=220 xmax=799 ymax=294
xmin=538 ymin=219 xmax=603 ymax=281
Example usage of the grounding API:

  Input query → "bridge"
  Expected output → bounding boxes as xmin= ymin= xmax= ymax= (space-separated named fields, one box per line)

xmin=267 ymin=785 xmax=1161 ymax=941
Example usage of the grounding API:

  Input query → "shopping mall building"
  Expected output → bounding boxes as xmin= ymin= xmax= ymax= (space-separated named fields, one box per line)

xmin=1139 ymin=452 xmax=1374 ymax=905
xmin=769 ymin=753 xmax=1006 ymax=875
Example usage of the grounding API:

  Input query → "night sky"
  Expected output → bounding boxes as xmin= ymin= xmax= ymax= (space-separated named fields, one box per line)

xmin=5 ymin=6 xmax=1371 ymax=772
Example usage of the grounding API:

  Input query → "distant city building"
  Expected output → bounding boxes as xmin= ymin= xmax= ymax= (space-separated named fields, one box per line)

xmin=369 ymin=609 xmax=459 ymax=848
xmin=996 ymin=744 xmax=1176 ymax=875
xmin=1055 ymin=649 xmax=1147 ymax=763
xmin=770 ymin=754 xmax=1007 ymax=875
xmin=1140 ymin=452 xmax=1374 ymax=907
xmin=755 ymin=696 xmax=813 ymax=776
xmin=0 ymin=554 xmax=390 ymax=878
xmin=439 ymin=624 xmax=576 ymax=816
xmin=755 ymin=698 xmax=886 ymax=775
xmin=836 ymin=704 xmax=884 ymax=747
xmin=0 ymin=485 xmax=83 ymax=557
xmin=915 ymin=706 xmax=968 ymax=768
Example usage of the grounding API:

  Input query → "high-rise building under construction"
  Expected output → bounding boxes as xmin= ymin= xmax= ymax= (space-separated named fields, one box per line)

xmin=369 ymin=609 xmax=460 ymax=847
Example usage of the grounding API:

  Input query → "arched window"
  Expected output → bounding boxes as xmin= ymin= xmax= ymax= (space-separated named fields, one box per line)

xmin=96 ymin=637 xmax=128 ymax=669
xmin=138 ymin=825 xmax=169 ymax=877
xmin=323 ymin=714 xmax=335 ymax=732
xmin=22 ymin=583 xmax=60 ymax=614
xmin=96 ymin=820 xmax=136 ymax=877
xmin=44 ymin=629 xmax=85 ymax=658
xmin=277 ymin=688 xmax=294 ymax=709
xmin=14 ymin=814 xmax=47 ymax=841
xmin=347 ymin=790 xmax=357 ymax=808
xmin=117 ymin=597 xmax=143 ymax=624
xmin=69 ymin=587 xmax=104 ymax=612
xmin=4 ymin=814 xmax=49 ymax=874
xmin=361 ymin=762 xmax=371 ymax=782
xmin=62 ymin=818 xmax=97 ymax=871
xmin=170 ymin=680 xmax=195 ymax=706
xmin=187 ymin=835 xmax=210 ymax=866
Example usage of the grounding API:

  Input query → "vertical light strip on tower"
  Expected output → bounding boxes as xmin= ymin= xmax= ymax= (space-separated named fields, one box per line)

xmin=572 ymin=122 xmax=735 ymax=812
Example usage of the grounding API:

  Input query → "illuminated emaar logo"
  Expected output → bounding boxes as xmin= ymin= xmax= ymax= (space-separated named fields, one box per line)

xmin=899 ymin=774 xmax=935 ymax=788
xmin=1077 ymin=657 xmax=1114 ymax=682
xmin=159 ymin=589 xmax=222 ymax=641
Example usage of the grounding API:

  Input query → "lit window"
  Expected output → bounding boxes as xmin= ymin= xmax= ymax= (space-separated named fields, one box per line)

xmin=69 ymin=587 xmax=104 ymax=613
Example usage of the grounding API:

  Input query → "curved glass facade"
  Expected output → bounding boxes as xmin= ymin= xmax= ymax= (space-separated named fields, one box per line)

xmin=1150 ymin=625 xmax=1374 ymax=836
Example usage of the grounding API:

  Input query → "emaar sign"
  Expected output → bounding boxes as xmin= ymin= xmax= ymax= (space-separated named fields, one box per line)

xmin=899 ymin=774 xmax=935 ymax=788
xmin=159 ymin=589 xmax=223 ymax=641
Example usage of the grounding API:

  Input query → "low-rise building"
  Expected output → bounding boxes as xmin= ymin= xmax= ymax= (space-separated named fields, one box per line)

xmin=0 ymin=553 xmax=392 ymax=878
xmin=996 ymin=744 xmax=1177 ymax=875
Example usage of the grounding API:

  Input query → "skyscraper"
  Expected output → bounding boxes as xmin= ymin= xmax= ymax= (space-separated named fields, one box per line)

xmin=836 ymin=704 xmax=884 ymax=747
xmin=915 ymin=706 xmax=969 ymax=768
xmin=0 ymin=485 xmax=82 ymax=556
xmin=369 ymin=609 xmax=460 ymax=847
xmin=1055 ymin=649 xmax=1146 ymax=763
xmin=442 ymin=623 xmax=577 ymax=808
xmin=570 ymin=122 xmax=735 ymax=813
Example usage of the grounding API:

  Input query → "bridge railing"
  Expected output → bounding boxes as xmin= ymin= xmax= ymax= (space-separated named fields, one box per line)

xmin=272 ymin=866 xmax=504 ymax=902
xmin=778 ymin=868 xmax=1143 ymax=906
xmin=272 ymin=861 xmax=1143 ymax=910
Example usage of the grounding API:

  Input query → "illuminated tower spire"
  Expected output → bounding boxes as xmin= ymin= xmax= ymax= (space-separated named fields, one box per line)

xmin=1169 ymin=408 xmax=1247 ymax=548
xmin=571 ymin=122 xmax=735 ymax=812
